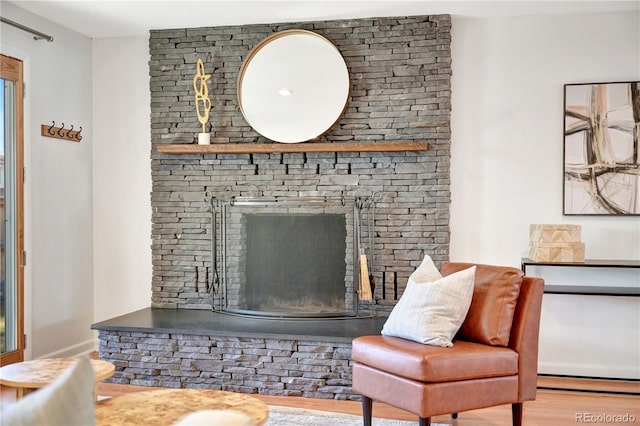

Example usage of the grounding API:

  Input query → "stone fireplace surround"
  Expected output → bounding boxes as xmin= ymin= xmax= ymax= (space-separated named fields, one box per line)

xmin=94 ymin=14 xmax=452 ymax=399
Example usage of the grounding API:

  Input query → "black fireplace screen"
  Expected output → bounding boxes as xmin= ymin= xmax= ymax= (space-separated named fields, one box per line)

xmin=245 ymin=214 xmax=346 ymax=314
xmin=218 ymin=197 xmax=360 ymax=317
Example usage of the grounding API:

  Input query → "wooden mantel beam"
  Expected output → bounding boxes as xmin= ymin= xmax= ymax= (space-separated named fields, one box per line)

xmin=156 ymin=141 xmax=428 ymax=155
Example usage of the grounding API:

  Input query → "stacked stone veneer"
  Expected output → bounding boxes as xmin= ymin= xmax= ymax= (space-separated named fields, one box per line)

xmin=98 ymin=14 xmax=453 ymax=399
xmin=99 ymin=330 xmax=357 ymax=399
xmin=149 ymin=14 xmax=452 ymax=313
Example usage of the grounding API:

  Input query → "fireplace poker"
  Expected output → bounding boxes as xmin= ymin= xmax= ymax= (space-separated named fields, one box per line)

xmin=368 ymin=195 xmax=377 ymax=301
xmin=210 ymin=197 xmax=221 ymax=307
xmin=355 ymin=200 xmax=361 ymax=299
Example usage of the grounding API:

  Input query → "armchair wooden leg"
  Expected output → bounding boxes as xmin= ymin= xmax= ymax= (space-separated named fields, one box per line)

xmin=512 ymin=402 xmax=523 ymax=426
xmin=362 ymin=395 xmax=373 ymax=426
xmin=419 ymin=417 xmax=431 ymax=426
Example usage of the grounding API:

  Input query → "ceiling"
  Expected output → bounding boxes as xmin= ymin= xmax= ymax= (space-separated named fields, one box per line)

xmin=6 ymin=0 xmax=639 ymax=39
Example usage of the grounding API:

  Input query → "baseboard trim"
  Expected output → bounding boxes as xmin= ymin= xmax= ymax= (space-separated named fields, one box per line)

xmin=538 ymin=374 xmax=640 ymax=396
xmin=538 ymin=361 xmax=638 ymax=380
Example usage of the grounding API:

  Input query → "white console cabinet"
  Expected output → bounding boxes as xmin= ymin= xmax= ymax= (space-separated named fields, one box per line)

xmin=521 ymin=258 xmax=640 ymax=380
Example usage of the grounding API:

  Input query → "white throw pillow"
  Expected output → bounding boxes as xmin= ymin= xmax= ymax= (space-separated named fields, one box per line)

xmin=381 ymin=261 xmax=476 ymax=347
xmin=408 ymin=254 xmax=443 ymax=283
xmin=1 ymin=356 xmax=95 ymax=426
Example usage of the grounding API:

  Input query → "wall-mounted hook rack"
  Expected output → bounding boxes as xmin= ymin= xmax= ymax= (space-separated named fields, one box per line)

xmin=40 ymin=121 xmax=83 ymax=142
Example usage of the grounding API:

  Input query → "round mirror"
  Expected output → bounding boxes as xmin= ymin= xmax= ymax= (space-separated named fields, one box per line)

xmin=237 ymin=29 xmax=350 ymax=143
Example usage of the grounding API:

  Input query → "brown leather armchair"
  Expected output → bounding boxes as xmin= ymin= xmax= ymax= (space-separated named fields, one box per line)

xmin=352 ymin=262 xmax=544 ymax=426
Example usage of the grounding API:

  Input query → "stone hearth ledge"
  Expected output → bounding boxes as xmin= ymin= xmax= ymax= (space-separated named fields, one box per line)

xmin=91 ymin=308 xmax=387 ymax=399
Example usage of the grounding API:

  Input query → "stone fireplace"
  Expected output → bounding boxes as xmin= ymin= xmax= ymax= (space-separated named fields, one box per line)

xmin=95 ymin=13 xmax=452 ymax=399
xmin=149 ymin=14 xmax=453 ymax=314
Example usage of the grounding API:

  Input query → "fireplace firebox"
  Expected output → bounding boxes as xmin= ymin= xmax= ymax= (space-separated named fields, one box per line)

xmin=211 ymin=196 xmax=374 ymax=318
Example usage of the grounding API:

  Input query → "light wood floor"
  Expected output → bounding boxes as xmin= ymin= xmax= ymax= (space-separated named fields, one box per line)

xmin=96 ymin=381 xmax=639 ymax=425
xmin=3 ymin=378 xmax=638 ymax=425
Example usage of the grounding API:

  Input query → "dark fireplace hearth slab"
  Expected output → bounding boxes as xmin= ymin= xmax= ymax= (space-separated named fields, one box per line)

xmin=91 ymin=308 xmax=386 ymax=342
xmin=92 ymin=308 xmax=388 ymax=399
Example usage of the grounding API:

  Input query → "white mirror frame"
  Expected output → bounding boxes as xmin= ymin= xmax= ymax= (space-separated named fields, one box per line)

xmin=237 ymin=29 xmax=350 ymax=144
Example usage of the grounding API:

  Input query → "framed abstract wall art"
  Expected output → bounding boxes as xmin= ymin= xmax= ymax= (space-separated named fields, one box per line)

xmin=563 ymin=81 xmax=639 ymax=215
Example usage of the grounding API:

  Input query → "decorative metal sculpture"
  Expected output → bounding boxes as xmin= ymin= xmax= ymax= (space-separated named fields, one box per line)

xmin=193 ymin=58 xmax=212 ymax=144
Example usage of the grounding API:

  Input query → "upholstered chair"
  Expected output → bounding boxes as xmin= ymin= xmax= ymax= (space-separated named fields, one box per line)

xmin=351 ymin=262 xmax=544 ymax=426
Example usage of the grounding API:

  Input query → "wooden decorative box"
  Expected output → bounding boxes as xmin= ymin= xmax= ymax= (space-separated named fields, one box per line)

xmin=529 ymin=242 xmax=585 ymax=263
xmin=529 ymin=224 xmax=584 ymax=262
xmin=530 ymin=224 xmax=581 ymax=243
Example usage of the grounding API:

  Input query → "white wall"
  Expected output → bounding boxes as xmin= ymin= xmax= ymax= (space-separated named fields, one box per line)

xmin=450 ymin=11 xmax=639 ymax=265
xmin=1 ymin=2 xmax=94 ymax=359
xmin=92 ymin=38 xmax=152 ymax=324
xmin=450 ymin=12 xmax=640 ymax=378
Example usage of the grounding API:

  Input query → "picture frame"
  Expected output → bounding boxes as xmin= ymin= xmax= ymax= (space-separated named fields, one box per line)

xmin=563 ymin=81 xmax=640 ymax=215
